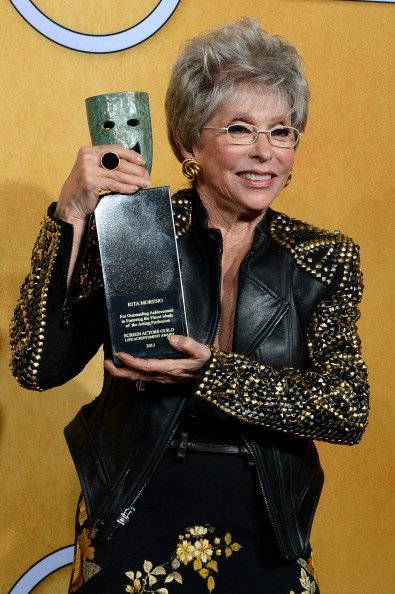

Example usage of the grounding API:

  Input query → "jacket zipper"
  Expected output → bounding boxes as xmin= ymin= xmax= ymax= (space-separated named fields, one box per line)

xmin=115 ymin=425 xmax=177 ymax=529
xmin=91 ymin=418 xmax=181 ymax=541
xmin=212 ymin=232 xmax=223 ymax=345
xmin=241 ymin=434 xmax=290 ymax=558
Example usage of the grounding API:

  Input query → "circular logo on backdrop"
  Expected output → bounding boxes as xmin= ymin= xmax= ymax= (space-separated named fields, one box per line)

xmin=10 ymin=0 xmax=180 ymax=53
xmin=8 ymin=545 xmax=74 ymax=594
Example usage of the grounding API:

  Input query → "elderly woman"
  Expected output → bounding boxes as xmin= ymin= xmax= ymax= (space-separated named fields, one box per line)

xmin=10 ymin=18 xmax=369 ymax=594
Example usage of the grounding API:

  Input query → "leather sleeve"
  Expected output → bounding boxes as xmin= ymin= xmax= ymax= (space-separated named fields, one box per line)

xmin=195 ymin=242 xmax=369 ymax=445
xmin=9 ymin=206 xmax=106 ymax=391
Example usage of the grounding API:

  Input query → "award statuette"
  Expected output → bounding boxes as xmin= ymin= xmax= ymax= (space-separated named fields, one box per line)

xmin=86 ymin=92 xmax=188 ymax=363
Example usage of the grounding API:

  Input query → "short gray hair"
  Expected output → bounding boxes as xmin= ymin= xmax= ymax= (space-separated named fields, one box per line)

xmin=165 ymin=18 xmax=309 ymax=162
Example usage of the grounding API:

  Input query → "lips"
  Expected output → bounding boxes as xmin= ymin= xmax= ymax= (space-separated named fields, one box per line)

xmin=238 ymin=172 xmax=275 ymax=181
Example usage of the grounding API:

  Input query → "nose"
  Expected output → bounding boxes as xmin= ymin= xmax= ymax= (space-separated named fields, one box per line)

xmin=249 ymin=131 xmax=273 ymax=160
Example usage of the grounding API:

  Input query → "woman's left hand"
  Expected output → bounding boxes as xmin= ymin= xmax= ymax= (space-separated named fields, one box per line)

xmin=104 ymin=335 xmax=211 ymax=384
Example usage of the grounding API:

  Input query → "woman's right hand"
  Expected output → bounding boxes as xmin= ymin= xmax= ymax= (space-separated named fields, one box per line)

xmin=55 ymin=144 xmax=150 ymax=223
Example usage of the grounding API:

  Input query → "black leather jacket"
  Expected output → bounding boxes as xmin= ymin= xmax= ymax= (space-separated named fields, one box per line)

xmin=10 ymin=189 xmax=369 ymax=561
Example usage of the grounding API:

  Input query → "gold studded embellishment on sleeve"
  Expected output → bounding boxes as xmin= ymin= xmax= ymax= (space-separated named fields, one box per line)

xmin=270 ymin=213 xmax=352 ymax=286
xmin=196 ymin=239 xmax=369 ymax=445
xmin=9 ymin=216 xmax=62 ymax=390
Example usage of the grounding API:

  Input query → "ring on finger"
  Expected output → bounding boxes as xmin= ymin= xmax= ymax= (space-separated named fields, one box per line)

xmin=100 ymin=151 xmax=120 ymax=170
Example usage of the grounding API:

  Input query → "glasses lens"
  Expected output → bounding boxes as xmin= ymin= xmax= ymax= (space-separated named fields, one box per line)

xmin=270 ymin=127 xmax=298 ymax=147
xmin=227 ymin=124 xmax=255 ymax=144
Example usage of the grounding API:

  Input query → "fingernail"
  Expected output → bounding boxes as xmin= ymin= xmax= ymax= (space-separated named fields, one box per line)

xmin=115 ymin=352 xmax=134 ymax=359
xmin=142 ymin=180 xmax=151 ymax=187
xmin=168 ymin=335 xmax=179 ymax=344
xmin=136 ymin=155 xmax=145 ymax=164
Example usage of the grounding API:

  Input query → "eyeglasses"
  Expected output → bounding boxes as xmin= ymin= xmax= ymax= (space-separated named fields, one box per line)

xmin=202 ymin=123 xmax=302 ymax=148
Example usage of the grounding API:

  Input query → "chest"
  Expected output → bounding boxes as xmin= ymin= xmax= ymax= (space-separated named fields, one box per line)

xmin=214 ymin=249 xmax=248 ymax=351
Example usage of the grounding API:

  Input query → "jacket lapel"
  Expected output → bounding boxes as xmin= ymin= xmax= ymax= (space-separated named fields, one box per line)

xmin=233 ymin=218 xmax=290 ymax=357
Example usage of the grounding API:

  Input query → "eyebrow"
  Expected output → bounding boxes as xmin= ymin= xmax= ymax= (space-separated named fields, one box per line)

xmin=230 ymin=112 xmax=291 ymax=124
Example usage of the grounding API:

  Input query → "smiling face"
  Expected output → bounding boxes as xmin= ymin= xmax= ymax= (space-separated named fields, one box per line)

xmin=183 ymin=88 xmax=295 ymax=220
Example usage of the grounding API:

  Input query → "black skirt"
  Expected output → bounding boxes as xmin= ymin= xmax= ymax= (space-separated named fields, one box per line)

xmin=68 ymin=438 xmax=319 ymax=594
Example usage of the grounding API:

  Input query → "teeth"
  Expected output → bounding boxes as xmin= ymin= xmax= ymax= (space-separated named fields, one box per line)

xmin=239 ymin=173 xmax=272 ymax=181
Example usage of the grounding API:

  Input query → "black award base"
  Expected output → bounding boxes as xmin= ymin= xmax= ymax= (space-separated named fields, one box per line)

xmin=95 ymin=187 xmax=188 ymax=364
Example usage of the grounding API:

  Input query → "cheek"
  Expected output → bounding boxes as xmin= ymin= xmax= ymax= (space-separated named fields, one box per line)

xmin=202 ymin=152 xmax=235 ymax=179
xmin=282 ymin=150 xmax=295 ymax=171
xmin=215 ymin=146 xmax=247 ymax=172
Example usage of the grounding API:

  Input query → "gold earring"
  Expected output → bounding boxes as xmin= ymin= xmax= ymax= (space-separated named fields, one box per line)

xmin=182 ymin=158 xmax=201 ymax=182
xmin=284 ymin=171 xmax=292 ymax=188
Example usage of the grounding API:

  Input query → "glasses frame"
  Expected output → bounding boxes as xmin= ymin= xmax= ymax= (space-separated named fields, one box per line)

xmin=202 ymin=124 xmax=303 ymax=148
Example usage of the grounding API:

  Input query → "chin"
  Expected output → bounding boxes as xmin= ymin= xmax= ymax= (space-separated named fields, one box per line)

xmin=244 ymin=195 xmax=278 ymax=214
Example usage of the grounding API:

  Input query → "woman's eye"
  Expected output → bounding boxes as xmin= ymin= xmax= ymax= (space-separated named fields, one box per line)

xmin=272 ymin=127 xmax=290 ymax=138
xmin=228 ymin=124 xmax=251 ymax=135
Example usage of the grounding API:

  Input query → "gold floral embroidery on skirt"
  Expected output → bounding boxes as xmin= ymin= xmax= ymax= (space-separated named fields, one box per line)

xmin=289 ymin=552 xmax=319 ymax=594
xmin=78 ymin=497 xmax=88 ymax=526
xmin=124 ymin=524 xmax=241 ymax=593
xmin=69 ymin=497 xmax=102 ymax=593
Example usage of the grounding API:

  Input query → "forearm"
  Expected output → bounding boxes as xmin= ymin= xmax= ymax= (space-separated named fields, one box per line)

xmin=10 ymin=209 xmax=105 ymax=390
xmin=196 ymin=342 xmax=368 ymax=445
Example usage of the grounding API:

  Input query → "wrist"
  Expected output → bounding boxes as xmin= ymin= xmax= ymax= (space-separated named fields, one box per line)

xmin=54 ymin=204 xmax=88 ymax=227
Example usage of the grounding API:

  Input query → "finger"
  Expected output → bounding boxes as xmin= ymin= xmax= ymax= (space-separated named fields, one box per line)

xmin=93 ymin=175 xmax=142 ymax=195
xmin=76 ymin=148 xmax=149 ymax=185
xmin=165 ymin=368 xmax=201 ymax=380
xmin=106 ymin=181 xmax=140 ymax=194
xmin=96 ymin=155 xmax=149 ymax=180
xmin=114 ymin=352 xmax=182 ymax=374
xmin=116 ymin=160 xmax=150 ymax=180
xmin=94 ymin=155 xmax=150 ymax=192
xmin=103 ymin=167 xmax=150 ymax=188
xmin=75 ymin=167 xmax=145 ymax=196
xmin=104 ymin=359 xmax=148 ymax=381
xmin=104 ymin=358 xmax=195 ymax=384
xmin=87 ymin=177 xmax=139 ymax=197
xmin=114 ymin=351 xmax=207 ymax=375
xmin=167 ymin=335 xmax=211 ymax=360
xmin=94 ymin=144 xmax=146 ymax=166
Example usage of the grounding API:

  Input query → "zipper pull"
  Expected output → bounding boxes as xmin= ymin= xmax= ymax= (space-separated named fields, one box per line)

xmin=61 ymin=300 xmax=71 ymax=328
xmin=117 ymin=506 xmax=136 ymax=526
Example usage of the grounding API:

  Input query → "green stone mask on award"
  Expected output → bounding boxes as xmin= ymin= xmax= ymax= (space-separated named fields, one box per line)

xmin=85 ymin=92 xmax=153 ymax=174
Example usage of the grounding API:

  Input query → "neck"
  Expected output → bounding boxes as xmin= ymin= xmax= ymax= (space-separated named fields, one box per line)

xmin=197 ymin=188 xmax=265 ymax=249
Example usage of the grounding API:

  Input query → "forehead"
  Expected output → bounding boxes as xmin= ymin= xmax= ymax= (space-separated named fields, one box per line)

xmin=211 ymin=86 xmax=291 ymax=124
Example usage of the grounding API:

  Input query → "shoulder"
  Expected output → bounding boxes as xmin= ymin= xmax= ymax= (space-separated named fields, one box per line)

xmin=268 ymin=211 xmax=360 ymax=287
